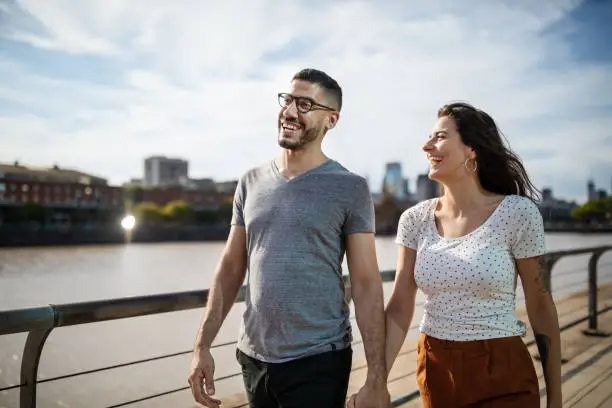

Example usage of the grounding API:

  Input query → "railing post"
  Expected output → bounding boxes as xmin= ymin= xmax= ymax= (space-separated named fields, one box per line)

xmin=582 ymin=249 xmax=610 ymax=337
xmin=540 ymin=254 xmax=559 ymax=294
xmin=20 ymin=312 xmax=56 ymax=408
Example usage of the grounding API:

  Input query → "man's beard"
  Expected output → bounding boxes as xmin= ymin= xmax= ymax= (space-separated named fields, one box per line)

xmin=278 ymin=124 xmax=324 ymax=150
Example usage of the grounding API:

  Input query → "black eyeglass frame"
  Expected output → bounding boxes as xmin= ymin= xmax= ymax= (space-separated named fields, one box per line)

xmin=277 ymin=93 xmax=336 ymax=114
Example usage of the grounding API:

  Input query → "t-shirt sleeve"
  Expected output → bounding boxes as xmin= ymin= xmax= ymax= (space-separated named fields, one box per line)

xmin=230 ymin=176 xmax=246 ymax=227
xmin=342 ymin=177 xmax=375 ymax=234
xmin=511 ymin=198 xmax=546 ymax=259
xmin=395 ymin=207 xmax=419 ymax=250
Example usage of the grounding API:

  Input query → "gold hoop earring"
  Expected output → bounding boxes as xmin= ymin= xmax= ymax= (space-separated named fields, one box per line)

xmin=464 ymin=158 xmax=477 ymax=173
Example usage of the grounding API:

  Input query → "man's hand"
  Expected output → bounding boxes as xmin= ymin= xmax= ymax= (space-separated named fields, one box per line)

xmin=188 ymin=225 xmax=247 ymax=406
xmin=188 ymin=347 xmax=222 ymax=407
xmin=346 ymin=382 xmax=391 ymax=408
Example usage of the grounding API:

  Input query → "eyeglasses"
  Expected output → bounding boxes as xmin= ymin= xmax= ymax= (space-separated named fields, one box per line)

xmin=277 ymin=93 xmax=336 ymax=114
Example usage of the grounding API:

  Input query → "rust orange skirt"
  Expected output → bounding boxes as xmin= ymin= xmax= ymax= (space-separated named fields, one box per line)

xmin=416 ymin=333 xmax=540 ymax=407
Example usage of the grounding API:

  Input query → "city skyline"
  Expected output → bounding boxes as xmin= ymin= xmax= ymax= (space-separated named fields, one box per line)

xmin=1 ymin=1 xmax=612 ymax=203
xmin=3 ymin=156 xmax=607 ymax=207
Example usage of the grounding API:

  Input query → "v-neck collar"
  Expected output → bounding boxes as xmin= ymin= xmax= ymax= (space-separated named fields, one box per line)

xmin=271 ymin=159 xmax=335 ymax=183
xmin=430 ymin=195 xmax=509 ymax=241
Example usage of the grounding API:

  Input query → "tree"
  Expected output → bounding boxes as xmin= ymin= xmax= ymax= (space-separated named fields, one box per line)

xmin=162 ymin=200 xmax=195 ymax=224
xmin=571 ymin=197 xmax=612 ymax=223
xmin=123 ymin=186 xmax=146 ymax=210
xmin=134 ymin=202 xmax=164 ymax=225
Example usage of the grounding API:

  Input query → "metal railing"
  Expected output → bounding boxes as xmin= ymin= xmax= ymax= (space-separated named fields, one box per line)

xmin=1 ymin=245 xmax=611 ymax=407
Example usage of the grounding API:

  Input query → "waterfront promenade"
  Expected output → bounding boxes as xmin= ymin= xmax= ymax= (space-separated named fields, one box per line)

xmin=219 ymin=284 xmax=612 ymax=408
xmin=0 ymin=237 xmax=611 ymax=407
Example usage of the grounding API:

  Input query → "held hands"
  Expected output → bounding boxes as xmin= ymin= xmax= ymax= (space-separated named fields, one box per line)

xmin=346 ymin=381 xmax=391 ymax=408
xmin=188 ymin=347 xmax=222 ymax=407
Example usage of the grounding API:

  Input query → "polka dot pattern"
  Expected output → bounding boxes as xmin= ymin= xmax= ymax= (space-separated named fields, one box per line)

xmin=395 ymin=194 xmax=546 ymax=341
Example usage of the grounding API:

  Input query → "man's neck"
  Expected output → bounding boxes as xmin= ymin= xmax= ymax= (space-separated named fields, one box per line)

xmin=275 ymin=147 xmax=329 ymax=179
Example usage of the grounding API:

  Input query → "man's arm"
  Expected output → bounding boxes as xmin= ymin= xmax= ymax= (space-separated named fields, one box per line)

xmin=346 ymin=232 xmax=387 ymax=389
xmin=384 ymin=245 xmax=418 ymax=378
xmin=195 ymin=225 xmax=248 ymax=349
xmin=188 ymin=225 xmax=247 ymax=407
xmin=517 ymin=256 xmax=562 ymax=408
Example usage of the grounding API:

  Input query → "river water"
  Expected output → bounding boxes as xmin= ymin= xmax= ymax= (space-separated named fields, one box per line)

xmin=1 ymin=233 xmax=612 ymax=408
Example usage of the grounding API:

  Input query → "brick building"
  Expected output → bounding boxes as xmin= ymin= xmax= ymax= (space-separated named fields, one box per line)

xmin=127 ymin=186 xmax=225 ymax=210
xmin=0 ymin=162 xmax=123 ymax=209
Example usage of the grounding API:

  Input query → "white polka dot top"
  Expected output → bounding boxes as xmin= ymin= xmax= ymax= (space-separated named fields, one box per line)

xmin=395 ymin=194 xmax=546 ymax=341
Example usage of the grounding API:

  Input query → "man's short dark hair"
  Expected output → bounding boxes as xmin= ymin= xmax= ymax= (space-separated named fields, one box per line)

xmin=292 ymin=68 xmax=343 ymax=111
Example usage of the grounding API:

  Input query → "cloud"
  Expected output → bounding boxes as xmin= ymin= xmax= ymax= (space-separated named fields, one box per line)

xmin=1 ymin=0 xmax=121 ymax=55
xmin=0 ymin=0 xmax=611 ymax=202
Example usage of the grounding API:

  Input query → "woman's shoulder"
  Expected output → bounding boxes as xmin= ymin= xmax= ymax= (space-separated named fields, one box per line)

xmin=502 ymin=194 xmax=543 ymax=222
xmin=504 ymin=194 xmax=540 ymax=210
xmin=399 ymin=198 xmax=437 ymax=224
xmin=395 ymin=198 xmax=437 ymax=247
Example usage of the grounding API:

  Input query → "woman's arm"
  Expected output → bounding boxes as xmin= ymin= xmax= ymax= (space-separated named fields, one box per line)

xmin=384 ymin=245 xmax=418 ymax=378
xmin=516 ymin=256 xmax=562 ymax=408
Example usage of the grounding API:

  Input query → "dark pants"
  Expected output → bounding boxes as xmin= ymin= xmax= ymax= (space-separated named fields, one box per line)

xmin=236 ymin=347 xmax=353 ymax=408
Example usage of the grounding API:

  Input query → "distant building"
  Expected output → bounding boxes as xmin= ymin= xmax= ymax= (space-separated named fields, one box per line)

xmin=0 ymin=162 xmax=122 ymax=208
xmin=416 ymin=173 xmax=440 ymax=202
xmin=1 ymin=161 xmax=107 ymax=184
xmin=127 ymin=186 xmax=222 ymax=211
xmin=144 ymin=156 xmax=189 ymax=187
xmin=403 ymin=179 xmax=410 ymax=197
xmin=537 ymin=187 xmax=577 ymax=221
xmin=587 ymin=180 xmax=597 ymax=201
xmin=215 ymin=180 xmax=239 ymax=195
xmin=189 ymin=178 xmax=217 ymax=192
xmin=587 ymin=180 xmax=610 ymax=202
xmin=123 ymin=178 xmax=143 ymax=187
xmin=382 ymin=162 xmax=405 ymax=199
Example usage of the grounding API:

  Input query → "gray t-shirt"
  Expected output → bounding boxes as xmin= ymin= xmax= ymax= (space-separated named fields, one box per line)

xmin=231 ymin=159 xmax=375 ymax=363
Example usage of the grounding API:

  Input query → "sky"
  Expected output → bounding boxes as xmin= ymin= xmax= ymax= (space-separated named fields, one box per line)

xmin=0 ymin=0 xmax=611 ymax=203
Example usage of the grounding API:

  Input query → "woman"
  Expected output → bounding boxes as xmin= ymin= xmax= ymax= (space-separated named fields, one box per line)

xmin=384 ymin=103 xmax=562 ymax=407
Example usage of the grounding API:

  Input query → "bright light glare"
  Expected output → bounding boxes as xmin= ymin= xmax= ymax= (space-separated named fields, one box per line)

xmin=121 ymin=215 xmax=136 ymax=230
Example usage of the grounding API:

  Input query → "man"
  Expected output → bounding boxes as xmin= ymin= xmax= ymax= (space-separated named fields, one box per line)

xmin=188 ymin=68 xmax=390 ymax=408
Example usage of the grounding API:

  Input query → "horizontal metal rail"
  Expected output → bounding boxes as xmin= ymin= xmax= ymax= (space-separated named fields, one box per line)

xmin=4 ymin=266 xmax=608 ymax=392
xmin=0 ymin=245 xmax=610 ymax=407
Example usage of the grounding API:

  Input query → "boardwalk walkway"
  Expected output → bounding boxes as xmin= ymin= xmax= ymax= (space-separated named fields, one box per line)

xmin=218 ymin=284 xmax=612 ymax=408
